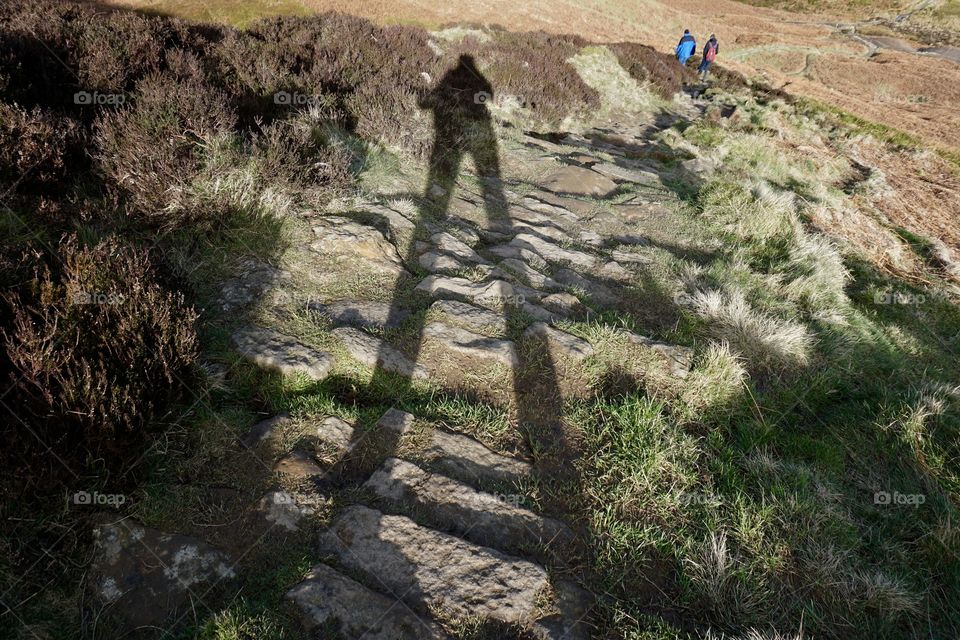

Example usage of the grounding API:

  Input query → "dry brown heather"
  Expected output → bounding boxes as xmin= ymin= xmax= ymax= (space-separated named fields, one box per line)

xmin=108 ymin=0 xmax=960 ymax=152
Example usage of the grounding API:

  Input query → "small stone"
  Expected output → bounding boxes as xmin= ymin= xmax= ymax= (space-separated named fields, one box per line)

xmin=275 ymin=450 xmax=324 ymax=480
xmin=287 ymin=564 xmax=445 ymax=639
xmin=541 ymin=165 xmax=618 ymax=198
xmin=523 ymin=323 xmax=594 ymax=361
xmin=422 ymin=322 xmax=519 ymax=367
xmin=488 ymin=243 xmax=551 ymax=270
xmin=520 ymin=194 xmax=585 ymax=220
xmin=430 ymin=232 xmax=486 ymax=264
xmin=257 ymin=491 xmax=314 ymax=531
xmin=332 ymin=327 xmax=429 ymax=379
xmin=419 ymin=251 xmax=463 ymax=273
xmin=318 ymin=506 xmax=550 ymax=624
xmin=219 ymin=259 xmax=291 ymax=312
xmin=376 ymin=408 xmax=417 ymax=434
xmin=510 ymin=219 xmax=572 ymax=243
xmin=415 ymin=275 xmax=543 ymax=308
xmin=430 ymin=299 xmax=507 ymax=335
xmin=542 ymin=292 xmax=588 ymax=318
xmin=591 ymin=162 xmax=660 ymax=186
xmin=624 ymin=332 xmax=694 ymax=378
xmin=616 ymin=233 xmax=649 ymax=246
xmin=579 ymin=230 xmax=604 ymax=247
xmin=232 ymin=327 xmax=334 ymax=381
xmin=567 ymin=153 xmax=600 ymax=165
xmin=241 ymin=414 xmax=290 ymax=447
xmin=315 ymin=416 xmax=357 ymax=452
xmin=520 ymin=301 xmax=563 ymax=323
xmin=308 ymin=300 xmax=409 ymax=330
xmin=357 ymin=202 xmax=416 ymax=233
xmin=599 ymin=260 xmax=633 ymax=282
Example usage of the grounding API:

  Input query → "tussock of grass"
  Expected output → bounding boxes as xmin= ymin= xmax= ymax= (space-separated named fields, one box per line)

xmin=686 ymin=289 xmax=814 ymax=372
xmin=567 ymin=46 xmax=664 ymax=119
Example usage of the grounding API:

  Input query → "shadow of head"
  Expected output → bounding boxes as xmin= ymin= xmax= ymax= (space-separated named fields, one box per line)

xmin=421 ymin=54 xmax=495 ymax=118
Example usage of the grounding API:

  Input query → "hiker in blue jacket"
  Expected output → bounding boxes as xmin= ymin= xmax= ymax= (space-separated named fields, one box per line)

xmin=699 ymin=34 xmax=720 ymax=79
xmin=676 ymin=29 xmax=696 ymax=65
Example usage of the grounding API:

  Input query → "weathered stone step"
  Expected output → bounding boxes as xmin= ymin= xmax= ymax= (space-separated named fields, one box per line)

xmin=232 ymin=327 xmax=334 ymax=381
xmin=379 ymin=409 xmax=531 ymax=488
xmin=430 ymin=231 xmax=487 ymax=264
xmin=287 ymin=563 xmax=447 ymax=639
xmin=498 ymin=258 xmax=563 ymax=291
xmin=553 ymin=268 xmax=618 ymax=307
xmin=523 ymin=323 xmax=595 ymax=361
xmin=415 ymin=275 xmax=544 ymax=307
xmin=308 ymin=299 xmax=408 ymax=330
xmin=495 ymin=234 xmax=598 ymax=270
xmin=332 ymin=327 xmax=429 ymax=379
xmin=318 ymin=505 xmax=549 ymax=626
xmin=422 ymin=321 xmax=519 ymax=367
xmin=429 ymin=299 xmax=507 ymax=335
xmin=364 ymin=458 xmax=573 ymax=557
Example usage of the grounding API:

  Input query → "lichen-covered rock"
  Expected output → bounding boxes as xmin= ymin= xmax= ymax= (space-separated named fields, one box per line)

xmin=311 ymin=216 xmax=407 ymax=274
xmin=87 ymin=521 xmax=235 ymax=630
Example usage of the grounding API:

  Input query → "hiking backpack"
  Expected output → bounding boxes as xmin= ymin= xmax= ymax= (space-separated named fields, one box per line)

xmin=705 ymin=42 xmax=717 ymax=62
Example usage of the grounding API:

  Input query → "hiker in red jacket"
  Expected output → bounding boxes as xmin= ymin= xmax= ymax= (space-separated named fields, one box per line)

xmin=699 ymin=34 xmax=719 ymax=80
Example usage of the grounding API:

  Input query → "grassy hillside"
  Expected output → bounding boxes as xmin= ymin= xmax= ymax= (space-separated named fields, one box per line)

xmin=2 ymin=1 xmax=960 ymax=639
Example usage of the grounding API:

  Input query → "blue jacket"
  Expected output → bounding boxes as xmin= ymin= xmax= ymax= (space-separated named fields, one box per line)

xmin=676 ymin=34 xmax=696 ymax=62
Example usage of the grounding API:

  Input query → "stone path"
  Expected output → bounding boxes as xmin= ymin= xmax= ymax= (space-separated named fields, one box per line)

xmin=212 ymin=121 xmax=704 ymax=638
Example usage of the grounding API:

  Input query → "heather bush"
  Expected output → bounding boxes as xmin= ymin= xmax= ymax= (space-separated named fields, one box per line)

xmin=447 ymin=30 xmax=601 ymax=124
xmin=240 ymin=14 xmax=441 ymax=151
xmin=0 ymin=103 xmax=86 ymax=195
xmin=2 ymin=237 xmax=198 ymax=483
xmin=94 ymin=72 xmax=238 ymax=226
xmin=610 ymin=42 xmax=696 ymax=98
